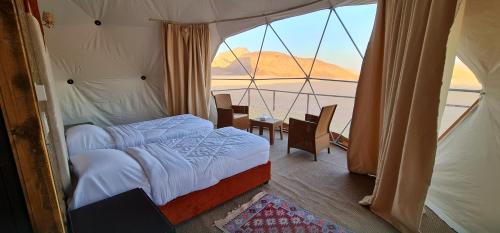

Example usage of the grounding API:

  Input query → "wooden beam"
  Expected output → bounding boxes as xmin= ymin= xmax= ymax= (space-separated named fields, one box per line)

xmin=0 ymin=0 xmax=65 ymax=232
xmin=438 ymin=98 xmax=481 ymax=142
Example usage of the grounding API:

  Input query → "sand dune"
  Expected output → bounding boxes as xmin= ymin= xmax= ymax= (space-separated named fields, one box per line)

xmin=212 ymin=48 xmax=481 ymax=89
xmin=212 ymin=48 xmax=358 ymax=79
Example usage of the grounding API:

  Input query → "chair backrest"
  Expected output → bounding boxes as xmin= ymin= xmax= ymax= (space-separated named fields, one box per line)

xmin=316 ymin=105 xmax=337 ymax=136
xmin=214 ymin=93 xmax=233 ymax=109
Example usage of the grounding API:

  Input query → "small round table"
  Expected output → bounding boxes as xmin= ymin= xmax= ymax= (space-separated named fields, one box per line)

xmin=250 ymin=118 xmax=283 ymax=145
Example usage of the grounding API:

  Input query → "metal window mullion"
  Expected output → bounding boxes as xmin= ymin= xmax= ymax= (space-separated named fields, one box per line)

xmin=331 ymin=8 xmax=366 ymax=143
xmin=306 ymin=80 xmax=322 ymax=110
xmin=238 ymin=81 xmax=253 ymax=105
xmin=305 ymin=9 xmax=334 ymax=111
xmin=306 ymin=94 xmax=310 ymax=114
xmin=268 ymin=24 xmax=309 ymax=77
xmin=283 ymin=79 xmax=308 ymax=120
xmin=273 ymin=91 xmax=276 ymax=111
xmin=252 ymin=81 xmax=275 ymax=118
xmin=223 ymin=40 xmax=252 ymax=105
xmin=249 ymin=24 xmax=275 ymax=118
xmin=223 ymin=41 xmax=255 ymax=77
xmin=213 ymin=77 xmax=310 ymax=81
xmin=268 ymin=11 xmax=333 ymax=120
xmin=222 ymin=41 xmax=254 ymax=105
xmin=307 ymin=9 xmax=333 ymax=77
xmin=252 ymin=24 xmax=269 ymax=78
xmin=333 ymin=9 xmax=364 ymax=59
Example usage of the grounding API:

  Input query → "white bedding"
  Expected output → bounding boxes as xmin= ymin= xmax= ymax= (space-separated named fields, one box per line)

xmin=66 ymin=124 xmax=115 ymax=156
xmin=70 ymin=127 xmax=269 ymax=209
xmin=66 ymin=114 xmax=214 ymax=156
xmin=126 ymin=127 xmax=269 ymax=205
xmin=69 ymin=149 xmax=152 ymax=209
xmin=106 ymin=114 xmax=214 ymax=150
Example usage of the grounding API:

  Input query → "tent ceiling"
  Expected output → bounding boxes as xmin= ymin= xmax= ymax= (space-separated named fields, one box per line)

xmin=58 ymin=0 xmax=374 ymax=24
xmin=57 ymin=0 xmax=375 ymax=37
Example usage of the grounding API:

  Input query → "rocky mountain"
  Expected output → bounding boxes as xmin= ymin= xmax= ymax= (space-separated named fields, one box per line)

xmin=212 ymin=48 xmax=358 ymax=79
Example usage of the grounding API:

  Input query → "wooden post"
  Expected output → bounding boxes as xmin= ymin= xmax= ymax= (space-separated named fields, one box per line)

xmin=438 ymin=98 xmax=481 ymax=142
xmin=0 ymin=0 xmax=66 ymax=232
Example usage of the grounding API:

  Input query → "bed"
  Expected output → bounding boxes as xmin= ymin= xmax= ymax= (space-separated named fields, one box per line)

xmin=65 ymin=114 xmax=214 ymax=156
xmin=69 ymin=127 xmax=271 ymax=224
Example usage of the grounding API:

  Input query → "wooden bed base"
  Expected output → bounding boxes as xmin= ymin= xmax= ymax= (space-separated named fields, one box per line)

xmin=159 ymin=161 xmax=271 ymax=225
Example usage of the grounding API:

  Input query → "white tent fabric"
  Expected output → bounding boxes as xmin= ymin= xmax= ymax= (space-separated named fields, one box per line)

xmin=427 ymin=0 xmax=500 ymax=232
xmin=37 ymin=0 xmax=374 ymax=192
xmin=26 ymin=15 xmax=71 ymax=191
xmin=36 ymin=0 xmax=499 ymax=229
xmin=39 ymin=0 xmax=372 ymax=127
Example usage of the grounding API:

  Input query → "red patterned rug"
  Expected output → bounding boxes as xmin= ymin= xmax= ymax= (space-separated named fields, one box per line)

xmin=215 ymin=192 xmax=351 ymax=233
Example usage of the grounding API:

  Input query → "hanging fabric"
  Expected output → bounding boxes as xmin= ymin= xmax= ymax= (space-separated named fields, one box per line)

xmin=427 ymin=0 xmax=500 ymax=232
xmin=347 ymin=0 xmax=459 ymax=232
xmin=163 ymin=23 xmax=211 ymax=119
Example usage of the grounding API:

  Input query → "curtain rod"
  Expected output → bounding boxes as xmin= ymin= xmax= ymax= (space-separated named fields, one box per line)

xmin=149 ymin=0 xmax=328 ymax=24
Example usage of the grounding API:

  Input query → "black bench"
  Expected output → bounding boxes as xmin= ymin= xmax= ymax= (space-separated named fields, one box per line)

xmin=69 ymin=188 xmax=175 ymax=233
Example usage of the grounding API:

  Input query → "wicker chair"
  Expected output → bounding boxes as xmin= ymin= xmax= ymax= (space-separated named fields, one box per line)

xmin=287 ymin=105 xmax=337 ymax=161
xmin=213 ymin=93 xmax=250 ymax=130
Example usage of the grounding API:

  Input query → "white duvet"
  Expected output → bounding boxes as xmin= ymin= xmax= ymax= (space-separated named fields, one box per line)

xmin=126 ymin=127 xmax=269 ymax=205
xmin=66 ymin=114 xmax=214 ymax=156
xmin=70 ymin=127 xmax=269 ymax=209
xmin=106 ymin=114 xmax=214 ymax=150
xmin=69 ymin=149 xmax=152 ymax=209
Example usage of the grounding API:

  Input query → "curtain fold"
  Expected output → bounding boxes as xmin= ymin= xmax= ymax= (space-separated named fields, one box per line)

xmin=163 ymin=23 xmax=211 ymax=119
xmin=347 ymin=0 xmax=458 ymax=232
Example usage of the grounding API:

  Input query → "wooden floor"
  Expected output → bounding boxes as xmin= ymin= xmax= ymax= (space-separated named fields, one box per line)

xmin=176 ymin=130 xmax=454 ymax=233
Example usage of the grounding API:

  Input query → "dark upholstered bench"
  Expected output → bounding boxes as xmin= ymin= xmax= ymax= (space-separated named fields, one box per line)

xmin=69 ymin=188 xmax=175 ymax=233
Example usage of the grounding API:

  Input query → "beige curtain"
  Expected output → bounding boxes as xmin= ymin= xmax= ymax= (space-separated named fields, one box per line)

xmin=347 ymin=0 xmax=459 ymax=232
xmin=163 ymin=23 xmax=211 ymax=119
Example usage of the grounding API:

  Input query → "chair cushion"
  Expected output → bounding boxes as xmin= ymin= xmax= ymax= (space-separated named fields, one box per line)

xmin=233 ymin=114 xmax=250 ymax=130
xmin=233 ymin=113 xmax=248 ymax=119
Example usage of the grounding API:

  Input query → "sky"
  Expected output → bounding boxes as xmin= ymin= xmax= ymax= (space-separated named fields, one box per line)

xmin=216 ymin=4 xmax=378 ymax=73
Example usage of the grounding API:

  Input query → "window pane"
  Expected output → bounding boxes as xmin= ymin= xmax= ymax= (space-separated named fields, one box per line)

xmin=439 ymin=57 xmax=481 ymax=134
xmin=211 ymin=5 xmax=378 ymax=140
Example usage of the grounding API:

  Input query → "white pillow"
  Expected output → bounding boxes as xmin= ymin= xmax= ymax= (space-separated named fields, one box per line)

xmin=70 ymin=149 xmax=151 ymax=209
xmin=66 ymin=124 xmax=114 ymax=157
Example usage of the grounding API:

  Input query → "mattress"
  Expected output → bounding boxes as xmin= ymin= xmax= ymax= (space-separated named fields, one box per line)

xmin=70 ymin=127 xmax=269 ymax=209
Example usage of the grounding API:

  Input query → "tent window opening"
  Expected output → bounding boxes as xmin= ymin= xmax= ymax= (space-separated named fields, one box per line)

xmin=211 ymin=4 xmax=481 ymax=147
xmin=211 ymin=5 xmax=376 ymax=148
xmin=439 ymin=57 xmax=482 ymax=136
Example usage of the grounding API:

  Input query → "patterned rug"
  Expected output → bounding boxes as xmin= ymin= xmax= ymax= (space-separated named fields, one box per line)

xmin=215 ymin=192 xmax=351 ymax=233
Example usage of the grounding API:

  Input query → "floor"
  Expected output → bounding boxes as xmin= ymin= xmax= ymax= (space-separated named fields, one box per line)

xmin=177 ymin=130 xmax=454 ymax=233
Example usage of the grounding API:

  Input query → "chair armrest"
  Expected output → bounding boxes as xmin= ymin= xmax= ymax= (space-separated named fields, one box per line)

xmin=305 ymin=114 xmax=320 ymax=123
xmin=232 ymin=105 xmax=249 ymax=114
xmin=216 ymin=108 xmax=234 ymax=128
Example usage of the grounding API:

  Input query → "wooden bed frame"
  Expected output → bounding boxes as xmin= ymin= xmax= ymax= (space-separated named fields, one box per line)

xmin=159 ymin=161 xmax=271 ymax=224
